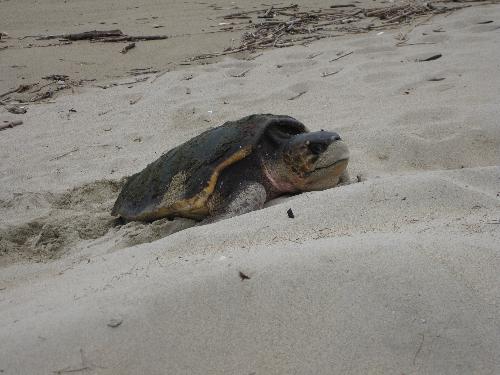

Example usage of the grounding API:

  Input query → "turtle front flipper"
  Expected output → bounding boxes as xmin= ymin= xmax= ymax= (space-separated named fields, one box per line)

xmin=203 ymin=182 xmax=267 ymax=224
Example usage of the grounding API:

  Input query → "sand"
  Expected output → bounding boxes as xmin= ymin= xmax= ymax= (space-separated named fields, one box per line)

xmin=0 ymin=0 xmax=388 ymax=95
xmin=0 ymin=1 xmax=499 ymax=374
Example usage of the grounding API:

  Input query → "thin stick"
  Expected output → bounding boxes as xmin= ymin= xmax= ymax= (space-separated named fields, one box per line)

xmin=50 ymin=148 xmax=79 ymax=161
xmin=413 ymin=334 xmax=425 ymax=365
xmin=229 ymin=69 xmax=251 ymax=78
xmin=121 ymin=42 xmax=136 ymax=53
xmin=307 ymin=52 xmax=323 ymax=59
xmin=224 ymin=4 xmax=298 ymax=19
xmin=329 ymin=51 xmax=353 ymax=62
xmin=416 ymin=53 xmax=442 ymax=62
xmin=0 ymin=120 xmax=23 ymax=131
xmin=330 ymin=4 xmax=356 ymax=8
xmin=38 ymin=30 xmax=168 ymax=42
xmin=0 ymin=84 xmax=36 ymax=98
xmin=94 ymin=76 xmax=148 ymax=89
xmin=321 ymin=69 xmax=342 ymax=77
xmin=129 ymin=96 xmax=142 ymax=105
xmin=397 ymin=42 xmax=437 ymax=47
xmin=150 ymin=70 xmax=170 ymax=83
xmin=288 ymin=91 xmax=307 ymax=101
xmin=39 ymin=30 xmax=124 ymax=40
xmin=100 ymin=35 xmax=168 ymax=42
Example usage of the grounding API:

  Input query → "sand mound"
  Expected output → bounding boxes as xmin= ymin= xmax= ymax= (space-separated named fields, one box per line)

xmin=0 ymin=180 xmax=122 ymax=262
xmin=0 ymin=177 xmax=200 ymax=262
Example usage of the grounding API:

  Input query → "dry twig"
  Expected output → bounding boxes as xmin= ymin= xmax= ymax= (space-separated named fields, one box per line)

xmin=37 ymin=29 xmax=168 ymax=42
xmin=229 ymin=69 xmax=251 ymax=78
xmin=188 ymin=1 xmax=486 ymax=60
xmin=121 ymin=42 xmax=136 ymax=54
xmin=321 ymin=69 xmax=342 ymax=77
xmin=0 ymin=120 xmax=23 ymax=131
xmin=329 ymin=51 xmax=353 ymax=62
xmin=50 ymin=148 xmax=79 ymax=161
xmin=288 ymin=91 xmax=307 ymax=100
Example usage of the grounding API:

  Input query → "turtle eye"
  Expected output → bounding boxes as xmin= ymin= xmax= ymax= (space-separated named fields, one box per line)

xmin=308 ymin=142 xmax=328 ymax=155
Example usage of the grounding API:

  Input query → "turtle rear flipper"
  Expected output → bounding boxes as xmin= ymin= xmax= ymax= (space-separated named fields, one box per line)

xmin=202 ymin=182 xmax=267 ymax=224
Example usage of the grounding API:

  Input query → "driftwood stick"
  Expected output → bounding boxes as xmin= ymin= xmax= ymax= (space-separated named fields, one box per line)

xmin=229 ymin=69 xmax=251 ymax=78
xmin=38 ymin=30 xmax=167 ymax=43
xmin=330 ymin=4 xmax=356 ymax=8
xmin=39 ymin=30 xmax=124 ymax=40
xmin=416 ymin=53 xmax=442 ymax=62
xmin=65 ymin=29 xmax=124 ymax=40
xmin=50 ymin=148 xmax=79 ymax=161
xmin=187 ymin=47 xmax=247 ymax=61
xmin=121 ymin=42 xmax=136 ymax=53
xmin=224 ymin=4 xmax=298 ymax=19
xmin=150 ymin=70 xmax=170 ymax=83
xmin=0 ymin=120 xmax=23 ymax=131
xmin=0 ymin=84 xmax=36 ymax=98
xmin=307 ymin=52 xmax=323 ymax=59
xmin=329 ymin=50 xmax=353 ymax=62
xmin=321 ymin=69 xmax=342 ymax=77
xmin=100 ymin=35 xmax=168 ymax=42
xmin=385 ymin=10 xmax=415 ymax=23
xmin=288 ymin=91 xmax=307 ymax=101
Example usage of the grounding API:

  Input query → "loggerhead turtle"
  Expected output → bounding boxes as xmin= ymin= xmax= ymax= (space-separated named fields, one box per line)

xmin=112 ymin=114 xmax=349 ymax=222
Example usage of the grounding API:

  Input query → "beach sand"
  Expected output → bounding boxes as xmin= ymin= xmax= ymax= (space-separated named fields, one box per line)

xmin=0 ymin=0 xmax=387 ymax=95
xmin=0 ymin=1 xmax=499 ymax=374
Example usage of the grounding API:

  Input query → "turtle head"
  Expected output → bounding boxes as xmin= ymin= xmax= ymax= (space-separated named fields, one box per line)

xmin=280 ymin=130 xmax=349 ymax=191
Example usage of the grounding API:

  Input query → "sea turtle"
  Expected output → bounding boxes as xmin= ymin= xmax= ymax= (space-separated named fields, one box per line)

xmin=112 ymin=114 xmax=349 ymax=222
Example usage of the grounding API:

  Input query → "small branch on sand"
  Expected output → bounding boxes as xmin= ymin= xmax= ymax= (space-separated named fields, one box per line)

xmin=129 ymin=96 xmax=142 ymax=105
xmin=224 ymin=4 xmax=298 ymax=19
xmin=121 ymin=42 xmax=136 ymax=54
xmin=30 ymin=91 xmax=53 ymax=102
xmin=397 ymin=42 xmax=437 ymax=47
xmin=94 ymin=76 xmax=148 ymax=89
xmin=288 ymin=91 xmax=307 ymax=101
xmin=39 ymin=29 xmax=124 ymax=40
xmin=53 ymin=366 xmax=90 ymax=374
xmin=330 ymin=4 xmax=356 ymax=8
xmin=43 ymin=74 xmax=69 ymax=81
xmin=200 ymin=1 xmax=483 ymax=60
xmin=485 ymin=217 xmax=500 ymax=224
xmin=321 ymin=69 xmax=342 ymax=77
xmin=127 ymin=67 xmax=160 ymax=76
xmin=329 ymin=51 xmax=353 ymax=62
xmin=150 ymin=70 xmax=170 ymax=83
xmin=307 ymin=52 xmax=323 ymax=59
xmin=37 ymin=29 xmax=168 ymax=43
xmin=229 ymin=69 xmax=251 ymax=78
xmin=416 ymin=53 xmax=442 ymax=62
xmin=50 ymin=148 xmax=79 ymax=161
xmin=0 ymin=120 xmax=23 ymax=131
xmin=413 ymin=333 xmax=425 ymax=366
xmin=0 ymin=83 xmax=37 ymax=99
xmin=100 ymin=35 xmax=168 ymax=42
xmin=185 ymin=47 xmax=248 ymax=62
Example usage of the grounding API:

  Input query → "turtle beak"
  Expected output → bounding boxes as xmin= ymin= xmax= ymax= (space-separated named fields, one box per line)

xmin=307 ymin=132 xmax=341 ymax=155
xmin=314 ymin=136 xmax=349 ymax=170
xmin=281 ymin=130 xmax=349 ymax=191
xmin=283 ymin=131 xmax=349 ymax=174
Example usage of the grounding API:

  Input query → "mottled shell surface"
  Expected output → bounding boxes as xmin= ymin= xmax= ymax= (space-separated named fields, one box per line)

xmin=112 ymin=114 xmax=307 ymax=221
